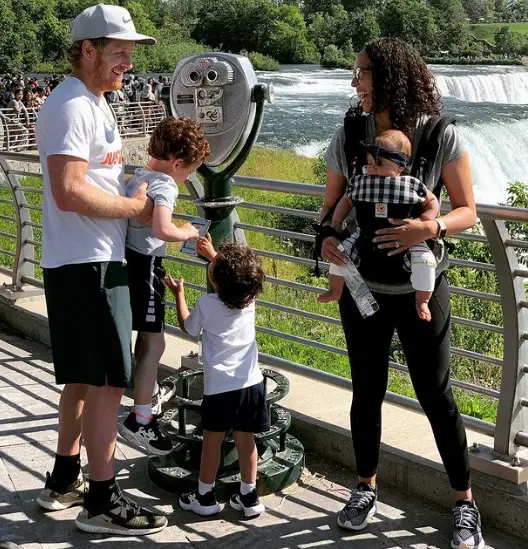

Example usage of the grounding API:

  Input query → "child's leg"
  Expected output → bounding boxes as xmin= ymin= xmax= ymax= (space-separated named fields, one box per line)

xmin=317 ymin=273 xmax=345 ymax=302
xmin=179 ymin=430 xmax=225 ymax=515
xmin=199 ymin=431 xmax=225 ymax=485
xmin=410 ymin=244 xmax=436 ymax=322
xmin=233 ymin=431 xmax=258 ymax=488
xmin=133 ymin=331 xmax=165 ymax=415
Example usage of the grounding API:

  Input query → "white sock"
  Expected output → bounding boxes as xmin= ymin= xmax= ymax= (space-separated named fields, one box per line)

xmin=240 ymin=481 xmax=256 ymax=496
xmin=134 ymin=404 xmax=152 ymax=426
xmin=152 ymin=381 xmax=159 ymax=397
xmin=198 ymin=480 xmax=214 ymax=495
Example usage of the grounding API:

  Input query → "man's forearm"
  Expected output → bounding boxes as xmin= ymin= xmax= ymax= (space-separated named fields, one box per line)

xmin=56 ymin=181 xmax=140 ymax=219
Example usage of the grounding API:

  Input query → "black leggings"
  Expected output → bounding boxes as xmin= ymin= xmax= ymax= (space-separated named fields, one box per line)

xmin=338 ymin=274 xmax=470 ymax=491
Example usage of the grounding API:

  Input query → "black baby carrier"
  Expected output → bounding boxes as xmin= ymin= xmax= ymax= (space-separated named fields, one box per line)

xmin=313 ymin=110 xmax=455 ymax=281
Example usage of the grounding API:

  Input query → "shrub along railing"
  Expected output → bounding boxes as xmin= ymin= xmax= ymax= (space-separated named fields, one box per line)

xmin=0 ymin=152 xmax=526 ymax=469
xmin=0 ymin=102 xmax=166 ymax=152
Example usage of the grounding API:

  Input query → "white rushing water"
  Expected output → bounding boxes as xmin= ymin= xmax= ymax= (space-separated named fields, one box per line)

xmin=257 ymin=64 xmax=528 ymax=204
xmin=436 ymin=71 xmax=528 ymax=104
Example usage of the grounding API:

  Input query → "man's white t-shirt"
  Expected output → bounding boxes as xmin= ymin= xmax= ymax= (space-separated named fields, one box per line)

xmin=36 ymin=76 xmax=127 ymax=268
xmin=184 ymin=293 xmax=263 ymax=396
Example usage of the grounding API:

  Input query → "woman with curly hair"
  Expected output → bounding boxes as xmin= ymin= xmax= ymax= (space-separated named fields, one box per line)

xmin=320 ymin=38 xmax=483 ymax=548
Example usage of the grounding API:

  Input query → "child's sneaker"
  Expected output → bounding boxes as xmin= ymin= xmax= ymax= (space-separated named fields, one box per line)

xmin=179 ymin=488 xmax=224 ymax=516
xmin=120 ymin=411 xmax=173 ymax=455
xmin=229 ymin=489 xmax=265 ymax=517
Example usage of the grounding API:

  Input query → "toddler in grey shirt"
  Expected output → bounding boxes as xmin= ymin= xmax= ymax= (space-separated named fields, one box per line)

xmin=120 ymin=116 xmax=210 ymax=455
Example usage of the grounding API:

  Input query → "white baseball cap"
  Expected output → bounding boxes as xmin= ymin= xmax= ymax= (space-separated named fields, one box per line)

xmin=72 ymin=4 xmax=156 ymax=45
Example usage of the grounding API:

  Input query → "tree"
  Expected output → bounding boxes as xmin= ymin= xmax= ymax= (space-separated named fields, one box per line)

xmin=430 ymin=0 xmax=471 ymax=51
xmin=379 ymin=0 xmax=439 ymax=54
xmin=494 ymin=25 xmax=521 ymax=56
xmin=348 ymin=8 xmax=381 ymax=52
xmin=0 ymin=0 xmax=24 ymax=72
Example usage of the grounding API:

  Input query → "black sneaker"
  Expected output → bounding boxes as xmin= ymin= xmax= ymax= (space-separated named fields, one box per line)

xmin=120 ymin=411 xmax=173 ymax=455
xmin=229 ymin=489 xmax=265 ymax=517
xmin=451 ymin=499 xmax=485 ymax=549
xmin=179 ymin=488 xmax=224 ymax=516
xmin=152 ymin=380 xmax=177 ymax=416
xmin=75 ymin=488 xmax=168 ymax=535
xmin=36 ymin=472 xmax=88 ymax=511
xmin=336 ymin=482 xmax=377 ymax=531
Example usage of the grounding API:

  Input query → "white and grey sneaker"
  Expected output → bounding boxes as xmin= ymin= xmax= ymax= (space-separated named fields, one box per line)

xmin=336 ymin=482 xmax=377 ymax=531
xmin=152 ymin=380 xmax=177 ymax=416
xmin=229 ymin=489 xmax=265 ymax=517
xmin=120 ymin=412 xmax=173 ymax=455
xmin=179 ymin=488 xmax=224 ymax=516
xmin=451 ymin=499 xmax=485 ymax=549
xmin=75 ymin=488 xmax=167 ymax=535
xmin=36 ymin=472 xmax=88 ymax=511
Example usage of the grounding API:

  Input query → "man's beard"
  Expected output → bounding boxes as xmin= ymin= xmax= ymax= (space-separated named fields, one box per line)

xmin=93 ymin=54 xmax=122 ymax=92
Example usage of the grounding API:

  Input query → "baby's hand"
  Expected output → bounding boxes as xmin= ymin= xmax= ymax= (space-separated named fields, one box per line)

xmin=165 ymin=275 xmax=184 ymax=294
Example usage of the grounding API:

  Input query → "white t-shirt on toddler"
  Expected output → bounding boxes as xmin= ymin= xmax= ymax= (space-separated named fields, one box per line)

xmin=184 ymin=293 xmax=263 ymax=396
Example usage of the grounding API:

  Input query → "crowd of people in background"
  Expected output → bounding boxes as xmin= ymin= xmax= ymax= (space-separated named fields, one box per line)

xmin=0 ymin=73 xmax=171 ymax=112
xmin=0 ymin=73 xmax=171 ymax=150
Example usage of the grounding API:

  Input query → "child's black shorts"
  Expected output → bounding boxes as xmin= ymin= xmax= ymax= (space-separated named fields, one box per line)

xmin=201 ymin=381 xmax=270 ymax=433
xmin=126 ymin=247 xmax=166 ymax=333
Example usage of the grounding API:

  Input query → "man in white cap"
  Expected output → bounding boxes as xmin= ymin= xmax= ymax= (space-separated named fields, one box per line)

xmin=35 ymin=4 xmax=168 ymax=535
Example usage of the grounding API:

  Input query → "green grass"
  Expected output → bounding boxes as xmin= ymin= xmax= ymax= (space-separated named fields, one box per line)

xmin=470 ymin=22 xmax=528 ymax=44
xmin=0 ymin=147 xmax=504 ymax=423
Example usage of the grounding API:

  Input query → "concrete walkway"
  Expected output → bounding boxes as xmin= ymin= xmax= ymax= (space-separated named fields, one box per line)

xmin=0 ymin=323 xmax=526 ymax=549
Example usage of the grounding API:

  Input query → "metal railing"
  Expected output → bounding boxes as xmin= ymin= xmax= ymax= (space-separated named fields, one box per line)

xmin=0 ymin=102 xmax=165 ymax=151
xmin=0 ymin=152 xmax=526 ymax=462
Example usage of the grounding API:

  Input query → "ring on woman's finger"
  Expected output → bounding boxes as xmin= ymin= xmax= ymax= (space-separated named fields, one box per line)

xmin=394 ymin=240 xmax=400 ymax=249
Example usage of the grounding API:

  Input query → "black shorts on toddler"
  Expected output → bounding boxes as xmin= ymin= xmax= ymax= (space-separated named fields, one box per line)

xmin=201 ymin=381 xmax=270 ymax=433
xmin=126 ymin=247 xmax=166 ymax=333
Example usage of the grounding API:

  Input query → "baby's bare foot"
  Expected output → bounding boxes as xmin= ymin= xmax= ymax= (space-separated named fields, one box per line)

xmin=317 ymin=290 xmax=339 ymax=303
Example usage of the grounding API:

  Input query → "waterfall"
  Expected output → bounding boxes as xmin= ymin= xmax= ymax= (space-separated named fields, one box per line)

xmin=436 ymin=71 xmax=528 ymax=104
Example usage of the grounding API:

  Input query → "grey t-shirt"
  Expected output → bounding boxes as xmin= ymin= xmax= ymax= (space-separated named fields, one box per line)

xmin=324 ymin=115 xmax=466 ymax=294
xmin=126 ymin=167 xmax=179 ymax=257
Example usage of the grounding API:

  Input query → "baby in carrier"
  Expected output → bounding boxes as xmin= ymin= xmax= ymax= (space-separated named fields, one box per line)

xmin=318 ymin=129 xmax=440 ymax=322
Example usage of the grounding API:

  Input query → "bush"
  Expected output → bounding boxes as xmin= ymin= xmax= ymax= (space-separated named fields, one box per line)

xmin=321 ymin=44 xmax=354 ymax=69
xmin=247 ymin=52 xmax=280 ymax=71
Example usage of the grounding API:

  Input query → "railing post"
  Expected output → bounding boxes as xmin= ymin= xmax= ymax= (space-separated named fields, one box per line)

xmin=481 ymin=216 xmax=528 ymax=457
xmin=137 ymin=103 xmax=147 ymax=136
xmin=0 ymin=158 xmax=35 ymax=291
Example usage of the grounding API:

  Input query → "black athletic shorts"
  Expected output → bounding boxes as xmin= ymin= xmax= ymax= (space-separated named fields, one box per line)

xmin=201 ymin=381 xmax=270 ymax=433
xmin=126 ymin=247 xmax=166 ymax=333
xmin=43 ymin=261 xmax=133 ymax=388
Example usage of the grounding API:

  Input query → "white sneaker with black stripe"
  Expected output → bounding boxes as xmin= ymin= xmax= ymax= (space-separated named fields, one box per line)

xmin=75 ymin=489 xmax=167 ymax=535
xmin=179 ymin=488 xmax=224 ymax=516
xmin=229 ymin=489 xmax=265 ymax=517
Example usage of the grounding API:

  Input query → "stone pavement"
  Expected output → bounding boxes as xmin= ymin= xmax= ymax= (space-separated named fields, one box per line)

xmin=0 ymin=324 xmax=526 ymax=549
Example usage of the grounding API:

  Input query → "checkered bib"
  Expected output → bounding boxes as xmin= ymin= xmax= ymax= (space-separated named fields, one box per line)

xmin=345 ymin=175 xmax=431 ymax=284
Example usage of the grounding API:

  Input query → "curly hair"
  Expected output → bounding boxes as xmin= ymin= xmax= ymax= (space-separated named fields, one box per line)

xmin=362 ymin=38 xmax=441 ymax=138
xmin=148 ymin=116 xmax=210 ymax=165
xmin=212 ymin=243 xmax=264 ymax=310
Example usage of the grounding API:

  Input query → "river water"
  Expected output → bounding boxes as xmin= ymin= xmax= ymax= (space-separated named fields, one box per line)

xmin=255 ymin=64 xmax=528 ymax=204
